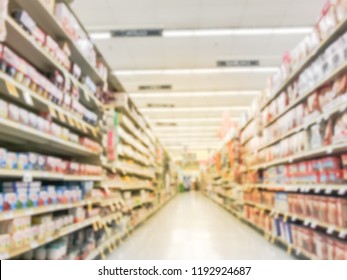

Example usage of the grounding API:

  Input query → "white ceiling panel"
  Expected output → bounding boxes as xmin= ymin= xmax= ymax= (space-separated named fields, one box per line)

xmin=71 ymin=0 xmax=327 ymax=158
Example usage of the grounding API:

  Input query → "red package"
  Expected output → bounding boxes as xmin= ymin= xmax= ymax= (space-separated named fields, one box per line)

xmin=327 ymin=197 xmax=338 ymax=225
xmin=326 ymin=238 xmax=335 ymax=260
xmin=319 ymin=196 xmax=328 ymax=223
xmin=313 ymin=232 xmax=327 ymax=259
xmin=334 ymin=240 xmax=347 ymax=260
xmin=336 ymin=198 xmax=347 ymax=227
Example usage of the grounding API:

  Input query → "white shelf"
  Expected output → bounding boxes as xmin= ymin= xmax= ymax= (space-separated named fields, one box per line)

xmin=260 ymin=17 xmax=347 ymax=112
xmin=249 ymin=142 xmax=347 ymax=170
xmin=2 ymin=215 xmax=100 ymax=259
xmin=12 ymin=0 xmax=104 ymax=84
xmin=244 ymin=201 xmax=347 ymax=237
xmin=0 ymin=169 xmax=102 ymax=181
xmin=264 ymin=60 xmax=347 ymax=129
xmin=0 ymin=71 xmax=98 ymax=138
xmin=0 ymin=199 xmax=100 ymax=222
xmin=0 ymin=117 xmax=97 ymax=157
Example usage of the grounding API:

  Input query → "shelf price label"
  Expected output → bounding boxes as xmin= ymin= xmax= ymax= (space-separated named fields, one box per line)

xmin=338 ymin=230 xmax=347 ymax=239
xmin=49 ymin=106 xmax=58 ymax=118
xmin=23 ymin=91 xmax=34 ymax=106
xmin=67 ymin=116 xmax=76 ymax=127
xmin=5 ymin=80 xmax=19 ymax=98
xmin=338 ymin=188 xmax=347 ymax=196
xmin=310 ymin=220 xmax=318 ymax=229
xmin=325 ymin=188 xmax=333 ymax=195
xmin=58 ymin=110 xmax=66 ymax=123
xmin=287 ymin=245 xmax=293 ymax=255
xmin=327 ymin=226 xmax=336 ymax=235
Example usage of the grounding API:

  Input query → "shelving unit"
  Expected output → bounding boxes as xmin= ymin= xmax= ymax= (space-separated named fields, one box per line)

xmin=0 ymin=0 xmax=177 ymax=261
xmin=203 ymin=9 xmax=347 ymax=260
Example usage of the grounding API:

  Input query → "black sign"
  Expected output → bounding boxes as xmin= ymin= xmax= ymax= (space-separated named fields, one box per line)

xmin=139 ymin=85 xmax=172 ymax=90
xmin=112 ymin=29 xmax=163 ymax=37
xmin=217 ymin=60 xmax=260 ymax=67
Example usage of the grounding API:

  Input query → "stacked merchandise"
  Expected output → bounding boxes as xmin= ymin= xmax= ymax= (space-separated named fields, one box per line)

xmin=238 ymin=0 xmax=347 ymax=260
xmin=203 ymin=128 xmax=245 ymax=214
xmin=0 ymin=0 xmax=176 ymax=260
xmin=204 ymin=0 xmax=347 ymax=260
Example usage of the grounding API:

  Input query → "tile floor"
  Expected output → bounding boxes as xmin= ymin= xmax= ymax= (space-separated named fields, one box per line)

xmin=108 ymin=192 xmax=294 ymax=260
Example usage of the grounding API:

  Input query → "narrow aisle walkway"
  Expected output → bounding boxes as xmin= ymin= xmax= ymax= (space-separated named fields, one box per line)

xmin=108 ymin=192 xmax=294 ymax=260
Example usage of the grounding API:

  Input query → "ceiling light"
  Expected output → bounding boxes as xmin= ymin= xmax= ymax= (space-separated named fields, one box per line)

xmin=158 ymin=134 xmax=218 ymax=138
xmin=152 ymin=118 xmax=239 ymax=124
xmin=89 ymin=32 xmax=112 ymax=40
xmin=140 ymin=106 xmax=248 ymax=113
xmin=113 ymin=67 xmax=278 ymax=76
xmin=162 ymin=27 xmax=312 ymax=37
xmin=129 ymin=91 xmax=260 ymax=98
xmin=154 ymin=126 xmax=220 ymax=131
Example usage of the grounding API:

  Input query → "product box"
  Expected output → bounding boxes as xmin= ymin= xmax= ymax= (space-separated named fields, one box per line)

xmin=27 ymin=190 xmax=39 ymax=207
xmin=3 ymin=192 xmax=17 ymax=211
xmin=0 ymin=99 xmax=7 ymax=118
xmin=16 ymin=190 xmax=27 ymax=209
xmin=0 ymin=148 xmax=6 ymax=168
xmin=27 ymin=153 xmax=38 ymax=170
xmin=6 ymin=152 xmax=17 ymax=169
xmin=12 ymin=10 xmax=36 ymax=34
xmin=38 ymin=191 xmax=48 ymax=206
xmin=0 ymin=193 xmax=3 ymax=212
xmin=17 ymin=153 xmax=29 ymax=170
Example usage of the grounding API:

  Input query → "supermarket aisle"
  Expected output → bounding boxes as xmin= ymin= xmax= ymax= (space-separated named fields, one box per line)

xmin=108 ymin=192 xmax=294 ymax=260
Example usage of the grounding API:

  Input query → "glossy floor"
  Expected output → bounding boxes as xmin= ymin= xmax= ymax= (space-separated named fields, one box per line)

xmin=108 ymin=192 xmax=294 ymax=260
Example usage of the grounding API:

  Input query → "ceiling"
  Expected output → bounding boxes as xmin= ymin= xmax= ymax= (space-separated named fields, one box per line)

xmin=72 ymin=0 xmax=325 ymax=161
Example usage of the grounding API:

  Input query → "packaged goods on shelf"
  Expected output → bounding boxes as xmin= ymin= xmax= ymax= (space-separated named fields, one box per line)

xmin=0 ymin=0 xmax=8 ymax=42
xmin=0 ymin=98 xmax=101 ymax=152
xmin=291 ymin=224 xmax=347 ymax=259
xmin=266 ymin=0 xmax=347 ymax=98
xmin=54 ymin=3 xmax=101 ymax=71
xmin=0 ymin=44 xmax=98 ymax=126
xmin=262 ymin=155 xmax=346 ymax=184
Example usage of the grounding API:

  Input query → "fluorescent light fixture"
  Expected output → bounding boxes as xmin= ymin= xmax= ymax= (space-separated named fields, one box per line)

xmin=166 ymin=146 xmax=219 ymax=150
xmin=89 ymin=32 xmax=112 ymax=40
xmin=114 ymin=67 xmax=277 ymax=76
xmin=162 ymin=27 xmax=312 ymax=37
xmin=129 ymin=91 xmax=260 ymax=98
xmin=154 ymin=117 xmax=223 ymax=123
xmin=155 ymin=125 xmax=220 ymax=130
xmin=159 ymin=134 xmax=218 ymax=138
xmin=141 ymin=106 xmax=248 ymax=113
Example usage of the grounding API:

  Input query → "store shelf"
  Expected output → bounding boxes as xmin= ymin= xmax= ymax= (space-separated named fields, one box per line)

xmin=12 ymin=0 xmax=104 ymax=85
xmin=265 ymin=61 xmax=347 ymax=130
xmin=204 ymin=193 xmax=318 ymax=260
xmin=244 ymin=201 xmax=347 ymax=237
xmin=1 ymin=215 xmax=99 ymax=260
xmin=0 ymin=199 xmax=100 ymax=222
xmin=0 ymin=72 xmax=99 ymax=139
xmin=244 ymin=183 xmax=347 ymax=195
xmin=84 ymin=194 xmax=175 ymax=260
xmin=240 ymin=116 xmax=254 ymax=133
xmin=0 ymin=169 xmax=102 ymax=181
xmin=84 ymin=233 xmax=123 ymax=260
xmin=0 ymin=117 xmax=97 ymax=157
xmin=250 ymin=142 xmax=347 ymax=170
xmin=260 ymin=17 xmax=347 ymax=111
xmin=106 ymin=162 xmax=154 ymax=179
xmin=3 ymin=16 xmax=102 ymax=109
